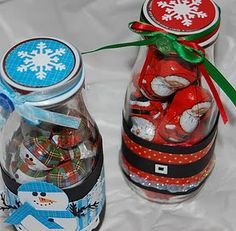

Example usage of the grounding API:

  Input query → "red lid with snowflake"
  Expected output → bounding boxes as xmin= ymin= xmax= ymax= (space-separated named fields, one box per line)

xmin=142 ymin=0 xmax=220 ymax=46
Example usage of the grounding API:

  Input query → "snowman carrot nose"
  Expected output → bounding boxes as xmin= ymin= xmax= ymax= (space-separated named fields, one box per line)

xmin=39 ymin=196 xmax=56 ymax=204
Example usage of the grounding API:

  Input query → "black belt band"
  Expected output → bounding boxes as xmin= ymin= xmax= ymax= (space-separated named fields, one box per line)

xmin=122 ymin=139 xmax=216 ymax=178
xmin=123 ymin=114 xmax=219 ymax=154
xmin=1 ymin=136 xmax=104 ymax=202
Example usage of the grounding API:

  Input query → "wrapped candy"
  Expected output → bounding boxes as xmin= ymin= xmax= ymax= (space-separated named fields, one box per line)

xmin=47 ymin=159 xmax=88 ymax=188
xmin=11 ymin=157 xmax=48 ymax=184
xmin=19 ymin=137 xmax=71 ymax=171
xmin=139 ymin=55 xmax=198 ymax=100
xmin=128 ymin=93 xmax=167 ymax=143
xmin=158 ymin=86 xmax=212 ymax=145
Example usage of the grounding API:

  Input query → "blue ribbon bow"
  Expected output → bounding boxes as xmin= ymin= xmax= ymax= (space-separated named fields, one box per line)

xmin=0 ymin=76 xmax=82 ymax=129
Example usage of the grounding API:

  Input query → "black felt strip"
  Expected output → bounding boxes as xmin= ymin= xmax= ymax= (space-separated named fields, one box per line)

xmin=122 ymin=139 xmax=215 ymax=178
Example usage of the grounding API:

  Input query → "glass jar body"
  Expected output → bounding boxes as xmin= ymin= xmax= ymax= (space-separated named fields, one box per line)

xmin=1 ymin=89 xmax=101 ymax=189
xmin=120 ymin=44 xmax=218 ymax=203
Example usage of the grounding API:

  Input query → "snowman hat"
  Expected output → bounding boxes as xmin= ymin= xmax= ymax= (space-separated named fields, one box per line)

xmin=23 ymin=137 xmax=70 ymax=168
xmin=18 ymin=181 xmax=62 ymax=193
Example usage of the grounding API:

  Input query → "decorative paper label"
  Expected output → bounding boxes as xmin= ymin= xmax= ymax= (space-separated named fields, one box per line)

xmin=3 ymin=38 xmax=77 ymax=88
xmin=1 ymin=169 xmax=105 ymax=231
xmin=143 ymin=0 xmax=216 ymax=32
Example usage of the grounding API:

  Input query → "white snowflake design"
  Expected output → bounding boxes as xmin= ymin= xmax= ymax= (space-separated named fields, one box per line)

xmin=17 ymin=42 xmax=66 ymax=80
xmin=157 ymin=0 xmax=207 ymax=27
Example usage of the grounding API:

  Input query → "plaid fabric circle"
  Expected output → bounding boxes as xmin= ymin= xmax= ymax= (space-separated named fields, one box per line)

xmin=24 ymin=137 xmax=71 ymax=168
xmin=47 ymin=159 xmax=88 ymax=188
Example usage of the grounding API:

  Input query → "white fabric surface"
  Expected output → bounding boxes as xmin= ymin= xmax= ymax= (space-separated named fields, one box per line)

xmin=0 ymin=0 xmax=236 ymax=230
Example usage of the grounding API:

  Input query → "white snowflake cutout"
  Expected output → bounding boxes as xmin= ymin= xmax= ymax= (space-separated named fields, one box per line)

xmin=157 ymin=0 xmax=207 ymax=27
xmin=17 ymin=42 xmax=66 ymax=80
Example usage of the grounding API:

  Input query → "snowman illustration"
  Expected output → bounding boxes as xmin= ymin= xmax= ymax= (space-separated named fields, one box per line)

xmin=5 ymin=182 xmax=77 ymax=231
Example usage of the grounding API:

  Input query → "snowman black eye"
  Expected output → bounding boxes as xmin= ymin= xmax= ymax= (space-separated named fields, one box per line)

xmin=32 ymin=192 xmax=38 ymax=196
xmin=40 ymin=192 xmax=46 ymax=197
xmin=29 ymin=158 xmax=33 ymax=161
xmin=26 ymin=154 xmax=29 ymax=158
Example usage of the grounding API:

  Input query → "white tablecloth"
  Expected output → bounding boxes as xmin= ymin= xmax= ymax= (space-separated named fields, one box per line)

xmin=0 ymin=0 xmax=236 ymax=230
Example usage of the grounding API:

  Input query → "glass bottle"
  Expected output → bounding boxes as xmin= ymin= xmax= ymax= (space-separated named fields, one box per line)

xmin=0 ymin=38 xmax=105 ymax=230
xmin=120 ymin=0 xmax=221 ymax=203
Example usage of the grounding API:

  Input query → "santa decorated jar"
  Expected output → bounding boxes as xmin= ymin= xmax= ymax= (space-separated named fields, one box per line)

xmin=120 ymin=0 xmax=221 ymax=203
xmin=0 ymin=38 xmax=105 ymax=230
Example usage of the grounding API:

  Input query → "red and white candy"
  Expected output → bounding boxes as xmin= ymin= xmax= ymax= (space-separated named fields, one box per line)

xmin=129 ymin=94 xmax=168 ymax=143
xmin=158 ymin=85 xmax=212 ymax=144
xmin=139 ymin=58 xmax=198 ymax=100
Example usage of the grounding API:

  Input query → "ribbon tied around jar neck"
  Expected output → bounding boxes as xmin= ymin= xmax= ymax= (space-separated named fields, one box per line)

xmin=0 ymin=78 xmax=81 ymax=130
xmin=82 ymin=21 xmax=236 ymax=124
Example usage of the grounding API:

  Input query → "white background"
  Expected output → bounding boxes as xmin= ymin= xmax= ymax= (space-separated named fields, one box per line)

xmin=0 ymin=0 xmax=236 ymax=230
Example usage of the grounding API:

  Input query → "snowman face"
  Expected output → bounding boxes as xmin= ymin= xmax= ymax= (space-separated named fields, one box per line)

xmin=20 ymin=145 xmax=50 ymax=171
xmin=131 ymin=117 xmax=155 ymax=141
xmin=18 ymin=191 xmax=69 ymax=211
xmin=151 ymin=76 xmax=190 ymax=97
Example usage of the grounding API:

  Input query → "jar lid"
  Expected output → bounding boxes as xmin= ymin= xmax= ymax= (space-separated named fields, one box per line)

xmin=142 ymin=0 xmax=220 ymax=46
xmin=0 ymin=37 xmax=84 ymax=106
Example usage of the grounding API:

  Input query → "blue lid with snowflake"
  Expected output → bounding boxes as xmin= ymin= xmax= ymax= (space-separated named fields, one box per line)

xmin=142 ymin=0 xmax=220 ymax=46
xmin=1 ymin=37 xmax=83 ymax=93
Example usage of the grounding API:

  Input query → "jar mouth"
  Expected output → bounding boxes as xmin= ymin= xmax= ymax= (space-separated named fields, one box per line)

xmin=142 ymin=0 xmax=220 ymax=47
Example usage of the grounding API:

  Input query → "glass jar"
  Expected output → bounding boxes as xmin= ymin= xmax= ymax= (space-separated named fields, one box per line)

xmin=0 ymin=38 xmax=105 ymax=231
xmin=120 ymin=0 xmax=220 ymax=203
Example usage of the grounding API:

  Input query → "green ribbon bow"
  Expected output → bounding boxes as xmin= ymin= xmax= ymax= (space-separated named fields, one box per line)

xmin=82 ymin=21 xmax=236 ymax=122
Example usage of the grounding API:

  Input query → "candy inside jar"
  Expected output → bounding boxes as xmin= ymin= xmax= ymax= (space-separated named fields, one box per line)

xmin=6 ymin=89 xmax=99 ymax=189
xmin=120 ymin=0 xmax=222 ymax=203
xmin=0 ymin=37 xmax=106 ymax=231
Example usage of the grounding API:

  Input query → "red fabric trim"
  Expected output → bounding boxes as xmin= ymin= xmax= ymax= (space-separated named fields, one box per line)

xmin=122 ymin=131 xmax=216 ymax=165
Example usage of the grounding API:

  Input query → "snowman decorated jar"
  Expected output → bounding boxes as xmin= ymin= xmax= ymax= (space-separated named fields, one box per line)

xmin=0 ymin=38 xmax=105 ymax=230
xmin=120 ymin=0 xmax=222 ymax=203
